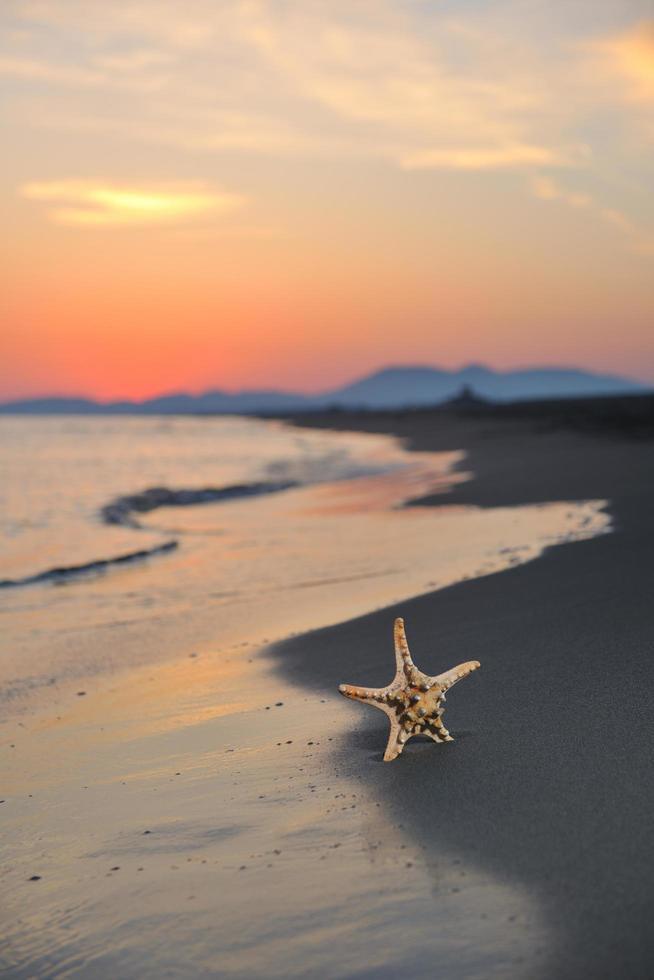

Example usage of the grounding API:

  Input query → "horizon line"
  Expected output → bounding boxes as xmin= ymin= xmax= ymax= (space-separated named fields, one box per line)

xmin=0 ymin=360 xmax=650 ymax=406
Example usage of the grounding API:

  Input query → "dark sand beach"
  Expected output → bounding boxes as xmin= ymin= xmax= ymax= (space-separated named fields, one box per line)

xmin=275 ymin=396 xmax=654 ymax=979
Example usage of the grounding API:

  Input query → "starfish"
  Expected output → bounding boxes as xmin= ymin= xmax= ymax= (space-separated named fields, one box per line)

xmin=339 ymin=617 xmax=480 ymax=762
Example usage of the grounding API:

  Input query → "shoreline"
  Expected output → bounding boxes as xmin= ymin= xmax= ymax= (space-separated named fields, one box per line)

xmin=2 ymin=420 xmax=600 ymax=726
xmin=2 ymin=405 xmax=653 ymax=977
xmin=268 ymin=404 xmax=654 ymax=978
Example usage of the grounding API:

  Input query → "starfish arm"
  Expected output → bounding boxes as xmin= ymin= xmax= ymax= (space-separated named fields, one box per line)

xmin=427 ymin=716 xmax=453 ymax=742
xmin=433 ymin=660 xmax=480 ymax=691
xmin=393 ymin=617 xmax=415 ymax=685
xmin=383 ymin=714 xmax=408 ymax=762
xmin=340 ymin=685 xmax=403 ymax=758
xmin=339 ymin=683 xmax=393 ymax=714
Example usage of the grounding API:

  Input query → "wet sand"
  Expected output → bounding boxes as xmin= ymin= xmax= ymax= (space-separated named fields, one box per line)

xmin=279 ymin=400 xmax=654 ymax=978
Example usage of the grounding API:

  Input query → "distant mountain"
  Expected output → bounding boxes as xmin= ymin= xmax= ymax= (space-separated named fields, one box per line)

xmin=0 ymin=364 xmax=646 ymax=414
xmin=0 ymin=389 xmax=309 ymax=415
xmin=135 ymin=389 xmax=309 ymax=414
xmin=326 ymin=364 xmax=646 ymax=408
xmin=0 ymin=397 xmax=107 ymax=414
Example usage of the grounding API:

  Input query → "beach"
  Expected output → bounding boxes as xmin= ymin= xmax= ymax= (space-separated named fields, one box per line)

xmin=2 ymin=403 xmax=653 ymax=978
xmin=286 ymin=399 xmax=654 ymax=977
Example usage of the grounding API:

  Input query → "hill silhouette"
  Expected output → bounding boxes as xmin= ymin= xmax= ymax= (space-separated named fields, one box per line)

xmin=0 ymin=363 xmax=646 ymax=414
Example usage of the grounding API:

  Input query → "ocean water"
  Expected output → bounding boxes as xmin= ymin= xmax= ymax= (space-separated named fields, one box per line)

xmin=0 ymin=415 xmax=407 ymax=582
xmin=0 ymin=414 xmax=609 ymax=714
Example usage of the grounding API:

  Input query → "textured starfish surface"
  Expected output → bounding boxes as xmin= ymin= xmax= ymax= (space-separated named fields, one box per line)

xmin=339 ymin=617 xmax=480 ymax=762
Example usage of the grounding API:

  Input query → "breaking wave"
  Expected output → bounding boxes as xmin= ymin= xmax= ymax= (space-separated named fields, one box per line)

xmin=0 ymin=539 xmax=178 ymax=588
xmin=100 ymin=480 xmax=298 ymax=528
xmin=1 ymin=480 xmax=299 ymax=588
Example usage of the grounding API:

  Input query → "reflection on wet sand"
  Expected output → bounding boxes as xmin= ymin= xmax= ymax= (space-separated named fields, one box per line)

xmin=2 ymin=645 xmax=550 ymax=979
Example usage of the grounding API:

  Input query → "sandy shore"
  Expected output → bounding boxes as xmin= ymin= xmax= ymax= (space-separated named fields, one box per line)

xmin=280 ymin=400 xmax=654 ymax=978
xmin=2 ymin=401 xmax=653 ymax=978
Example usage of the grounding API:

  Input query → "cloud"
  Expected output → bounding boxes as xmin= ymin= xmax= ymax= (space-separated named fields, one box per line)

xmin=402 ymin=144 xmax=574 ymax=172
xmin=587 ymin=20 xmax=654 ymax=103
xmin=0 ymin=55 xmax=103 ymax=86
xmin=0 ymin=0 xmax=588 ymax=171
xmin=20 ymin=179 xmax=246 ymax=227
xmin=0 ymin=53 xmax=173 ymax=94
xmin=237 ymin=2 xmax=579 ymax=171
xmin=530 ymin=176 xmax=592 ymax=209
xmin=529 ymin=175 xmax=654 ymax=256
xmin=2 ymin=0 xmax=653 ymax=253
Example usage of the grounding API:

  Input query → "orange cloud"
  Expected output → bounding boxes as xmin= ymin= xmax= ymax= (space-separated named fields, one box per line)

xmin=402 ymin=144 xmax=571 ymax=171
xmin=530 ymin=176 xmax=591 ymax=208
xmin=20 ymin=180 xmax=246 ymax=227
xmin=588 ymin=21 xmax=654 ymax=102
xmin=0 ymin=2 xmax=587 ymax=173
xmin=529 ymin=175 xmax=654 ymax=256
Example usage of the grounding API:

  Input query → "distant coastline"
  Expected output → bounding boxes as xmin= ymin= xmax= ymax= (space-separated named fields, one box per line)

xmin=0 ymin=363 xmax=648 ymax=415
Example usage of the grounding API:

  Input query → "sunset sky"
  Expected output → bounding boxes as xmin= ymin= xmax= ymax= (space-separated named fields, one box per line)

xmin=2 ymin=0 xmax=653 ymax=401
